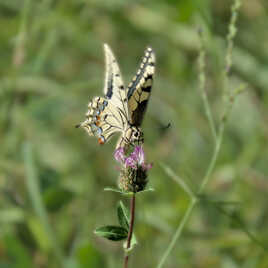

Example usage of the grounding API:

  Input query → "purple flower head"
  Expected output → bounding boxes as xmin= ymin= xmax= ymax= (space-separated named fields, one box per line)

xmin=125 ymin=146 xmax=152 ymax=171
xmin=114 ymin=146 xmax=152 ymax=171
xmin=115 ymin=146 xmax=152 ymax=193
xmin=134 ymin=146 xmax=145 ymax=165
xmin=114 ymin=147 xmax=125 ymax=164
xmin=125 ymin=156 xmax=136 ymax=169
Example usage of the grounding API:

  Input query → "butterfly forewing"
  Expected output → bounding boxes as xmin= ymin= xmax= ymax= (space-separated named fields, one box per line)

xmin=103 ymin=44 xmax=129 ymax=121
xmin=78 ymin=44 xmax=129 ymax=145
xmin=127 ymin=47 xmax=155 ymax=127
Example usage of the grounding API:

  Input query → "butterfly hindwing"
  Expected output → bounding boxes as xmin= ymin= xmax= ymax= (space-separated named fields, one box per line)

xmin=127 ymin=47 xmax=155 ymax=127
xmin=94 ymin=100 xmax=126 ymax=144
xmin=79 ymin=97 xmax=126 ymax=144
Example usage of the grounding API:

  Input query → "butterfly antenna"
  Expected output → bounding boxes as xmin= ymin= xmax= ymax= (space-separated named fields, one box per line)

xmin=142 ymin=122 xmax=171 ymax=132
xmin=159 ymin=122 xmax=171 ymax=130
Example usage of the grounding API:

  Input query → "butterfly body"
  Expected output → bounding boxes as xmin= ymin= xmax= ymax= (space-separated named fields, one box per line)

xmin=77 ymin=44 xmax=155 ymax=150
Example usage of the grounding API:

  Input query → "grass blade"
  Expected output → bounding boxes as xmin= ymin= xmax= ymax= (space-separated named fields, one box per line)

xmin=23 ymin=142 xmax=66 ymax=267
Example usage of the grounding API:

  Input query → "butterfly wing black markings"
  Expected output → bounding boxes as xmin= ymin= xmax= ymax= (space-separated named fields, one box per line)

xmin=103 ymin=44 xmax=129 ymax=123
xmin=77 ymin=44 xmax=128 ymax=145
xmin=127 ymin=47 xmax=155 ymax=127
xmin=77 ymin=45 xmax=155 ymax=148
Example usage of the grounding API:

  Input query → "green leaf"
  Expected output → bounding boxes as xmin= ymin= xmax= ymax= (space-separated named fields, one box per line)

xmin=198 ymin=194 xmax=241 ymax=207
xmin=94 ymin=226 xmax=128 ymax=241
xmin=123 ymin=234 xmax=138 ymax=252
xmin=23 ymin=143 xmax=65 ymax=264
xmin=27 ymin=216 xmax=50 ymax=251
xmin=136 ymin=187 xmax=155 ymax=194
xmin=130 ymin=233 xmax=138 ymax=249
xmin=104 ymin=187 xmax=124 ymax=194
xmin=117 ymin=201 xmax=129 ymax=230
xmin=104 ymin=187 xmax=135 ymax=196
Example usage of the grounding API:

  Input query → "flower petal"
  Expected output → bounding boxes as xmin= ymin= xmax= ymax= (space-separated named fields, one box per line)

xmin=142 ymin=162 xmax=153 ymax=171
xmin=125 ymin=156 xmax=137 ymax=169
xmin=114 ymin=147 xmax=125 ymax=163
xmin=129 ymin=148 xmax=138 ymax=163
xmin=132 ymin=146 xmax=144 ymax=165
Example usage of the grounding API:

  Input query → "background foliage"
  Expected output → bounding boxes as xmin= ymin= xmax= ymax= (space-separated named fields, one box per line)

xmin=0 ymin=0 xmax=268 ymax=267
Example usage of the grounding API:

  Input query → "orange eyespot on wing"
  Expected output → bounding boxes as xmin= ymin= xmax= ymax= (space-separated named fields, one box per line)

xmin=98 ymin=137 xmax=105 ymax=145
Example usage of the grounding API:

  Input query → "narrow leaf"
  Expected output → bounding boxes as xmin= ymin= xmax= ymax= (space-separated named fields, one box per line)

xmin=198 ymin=194 xmax=241 ymax=207
xmin=159 ymin=162 xmax=195 ymax=199
xmin=117 ymin=201 xmax=129 ymax=230
xmin=23 ymin=143 xmax=65 ymax=264
xmin=94 ymin=226 xmax=128 ymax=241
xmin=131 ymin=234 xmax=138 ymax=248
xmin=104 ymin=187 xmax=135 ymax=196
xmin=136 ymin=187 xmax=155 ymax=194
xmin=104 ymin=187 xmax=124 ymax=194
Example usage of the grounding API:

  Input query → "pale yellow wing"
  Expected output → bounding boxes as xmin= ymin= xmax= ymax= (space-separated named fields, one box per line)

xmin=103 ymin=44 xmax=129 ymax=122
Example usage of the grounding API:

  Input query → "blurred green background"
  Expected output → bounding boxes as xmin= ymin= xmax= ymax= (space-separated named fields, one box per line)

xmin=0 ymin=0 xmax=268 ymax=267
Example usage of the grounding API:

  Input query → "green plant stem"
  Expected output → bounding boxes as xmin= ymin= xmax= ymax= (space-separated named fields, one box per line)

xmin=223 ymin=0 xmax=241 ymax=100
xmin=23 ymin=143 xmax=66 ymax=267
xmin=157 ymin=2 xmax=241 ymax=266
xmin=157 ymin=199 xmax=197 ymax=268
xmin=198 ymin=123 xmax=224 ymax=194
xmin=159 ymin=162 xmax=195 ymax=199
xmin=225 ymin=0 xmax=241 ymax=75
xmin=157 ymin=124 xmax=224 ymax=268
xmin=200 ymin=77 xmax=217 ymax=143
xmin=124 ymin=194 xmax=136 ymax=268
xmin=157 ymin=89 xmax=235 ymax=268
xmin=198 ymin=31 xmax=217 ymax=142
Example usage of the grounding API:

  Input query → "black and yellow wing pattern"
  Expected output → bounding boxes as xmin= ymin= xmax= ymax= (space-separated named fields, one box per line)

xmin=77 ymin=44 xmax=155 ymax=149
xmin=76 ymin=44 xmax=128 ymax=144
xmin=127 ymin=47 xmax=155 ymax=127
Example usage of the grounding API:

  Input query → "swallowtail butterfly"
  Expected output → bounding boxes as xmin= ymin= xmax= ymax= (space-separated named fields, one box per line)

xmin=76 ymin=44 xmax=155 ymax=150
